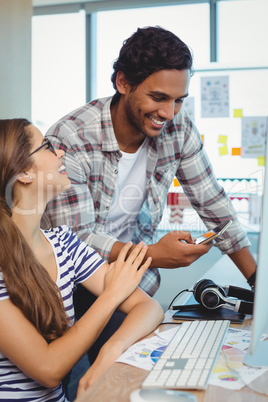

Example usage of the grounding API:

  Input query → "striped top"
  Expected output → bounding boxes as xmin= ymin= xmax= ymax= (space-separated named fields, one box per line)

xmin=0 ymin=225 xmax=104 ymax=401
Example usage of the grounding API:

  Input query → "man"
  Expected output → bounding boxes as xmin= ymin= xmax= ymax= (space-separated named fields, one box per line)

xmin=41 ymin=29 xmax=256 ymax=393
xmin=42 ymin=25 xmax=256 ymax=303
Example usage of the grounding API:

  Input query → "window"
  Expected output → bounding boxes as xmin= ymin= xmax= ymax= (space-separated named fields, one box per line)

xmin=95 ymin=3 xmax=210 ymax=98
xmin=32 ymin=11 xmax=86 ymax=133
xmin=218 ymin=0 xmax=268 ymax=64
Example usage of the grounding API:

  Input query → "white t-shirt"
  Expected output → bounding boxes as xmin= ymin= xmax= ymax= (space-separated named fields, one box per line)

xmin=104 ymin=139 xmax=149 ymax=242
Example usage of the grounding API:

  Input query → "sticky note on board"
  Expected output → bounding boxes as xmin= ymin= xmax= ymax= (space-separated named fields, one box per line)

xmin=258 ymin=156 xmax=265 ymax=166
xmin=232 ymin=148 xmax=241 ymax=156
xmin=200 ymin=134 xmax=204 ymax=142
xmin=218 ymin=135 xmax=228 ymax=155
xmin=219 ymin=146 xmax=228 ymax=156
xmin=173 ymin=178 xmax=180 ymax=187
xmin=234 ymin=109 xmax=243 ymax=118
xmin=218 ymin=135 xmax=227 ymax=145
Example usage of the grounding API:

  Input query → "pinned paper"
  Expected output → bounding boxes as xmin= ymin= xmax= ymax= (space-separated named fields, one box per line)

xmin=258 ymin=156 xmax=265 ymax=166
xmin=219 ymin=146 xmax=228 ymax=156
xmin=218 ymin=135 xmax=228 ymax=156
xmin=234 ymin=109 xmax=243 ymax=118
xmin=218 ymin=135 xmax=227 ymax=145
xmin=183 ymin=96 xmax=195 ymax=121
xmin=173 ymin=178 xmax=180 ymax=187
xmin=241 ymin=116 xmax=267 ymax=158
xmin=232 ymin=148 xmax=241 ymax=156
xmin=201 ymin=134 xmax=204 ymax=142
xmin=201 ymin=76 xmax=229 ymax=118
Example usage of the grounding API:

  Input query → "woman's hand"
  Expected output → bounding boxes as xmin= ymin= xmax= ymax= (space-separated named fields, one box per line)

xmin=76 ymin=342 xmax=120 ymax=397
xmin=103 ymin=241 xmax=152 ymax=304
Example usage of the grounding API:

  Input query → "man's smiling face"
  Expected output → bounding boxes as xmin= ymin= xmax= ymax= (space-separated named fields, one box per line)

xmin=122 ymin=68 xmax=191 ymax=139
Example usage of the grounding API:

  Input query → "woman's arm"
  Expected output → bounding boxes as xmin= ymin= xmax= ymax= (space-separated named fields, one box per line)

xmin=0 ymin=242 xmax=155 ymax=389
xmin=77 ymin=287 xmax=164 ymax=397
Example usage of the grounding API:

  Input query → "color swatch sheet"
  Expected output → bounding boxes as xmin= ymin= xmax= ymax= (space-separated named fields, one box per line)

xmin=116 ymin=326 xmax=267 ymax=390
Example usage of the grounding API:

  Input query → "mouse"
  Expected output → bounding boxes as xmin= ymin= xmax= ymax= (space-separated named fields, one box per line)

xmin=129 ymin=388 xmax=197 ymax=402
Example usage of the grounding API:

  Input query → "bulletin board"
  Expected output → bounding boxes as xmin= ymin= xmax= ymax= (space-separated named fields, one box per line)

xmin=183 ymin=67 xmax=268 ymax=189
xmin=162 ymin=66 xmax=268 ymax=232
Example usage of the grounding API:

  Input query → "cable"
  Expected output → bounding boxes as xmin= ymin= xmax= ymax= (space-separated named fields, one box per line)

xmin=168 ymin=289 xmax=189 ymax=310
xmin=222 ymin=349 xmax=268 ymax=397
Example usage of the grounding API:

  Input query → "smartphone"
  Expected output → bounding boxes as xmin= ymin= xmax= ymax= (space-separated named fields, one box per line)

xmin=195 ymin=220 xmax=232 ymax=245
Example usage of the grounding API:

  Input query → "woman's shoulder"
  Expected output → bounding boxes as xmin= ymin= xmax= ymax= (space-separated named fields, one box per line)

xmin=42 ymin=225 xmax=74 ymax=239
xmin=41 ymin=226 xmax=103 ymax=266
xmin=42 ymin=225 xmax=82 ymax=250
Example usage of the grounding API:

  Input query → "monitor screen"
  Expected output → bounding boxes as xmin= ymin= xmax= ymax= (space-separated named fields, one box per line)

xmin=244 ymin=135 xmax=268 ymax=367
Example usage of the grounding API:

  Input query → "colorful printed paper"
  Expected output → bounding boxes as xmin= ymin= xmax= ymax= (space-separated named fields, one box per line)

xmin=241 ymin=116 xmax=267 ymax=158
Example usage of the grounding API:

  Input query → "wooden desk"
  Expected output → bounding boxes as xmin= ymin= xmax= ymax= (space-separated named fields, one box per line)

xmin=75 ymin=256 xmax=268 ymax=402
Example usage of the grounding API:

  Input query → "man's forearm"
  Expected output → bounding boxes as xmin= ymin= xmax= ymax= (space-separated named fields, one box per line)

xmin=228 ymin=246 xmax=257 ymax=283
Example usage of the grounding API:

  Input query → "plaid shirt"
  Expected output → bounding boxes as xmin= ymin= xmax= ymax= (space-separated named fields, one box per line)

xmin=41 ymin=97 xmax=250 ymax=296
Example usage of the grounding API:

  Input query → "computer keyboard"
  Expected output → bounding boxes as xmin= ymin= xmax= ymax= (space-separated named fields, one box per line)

xmin=142 ymin=319 xmax=230 ymax=390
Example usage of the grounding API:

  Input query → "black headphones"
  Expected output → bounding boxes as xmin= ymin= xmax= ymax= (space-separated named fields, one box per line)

xmin=171 ymin=279 xmax=254 ymax=315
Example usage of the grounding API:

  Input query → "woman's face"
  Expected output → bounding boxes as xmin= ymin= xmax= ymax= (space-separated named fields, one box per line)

xmin=27 ymin=125 xmax=71 ymax=202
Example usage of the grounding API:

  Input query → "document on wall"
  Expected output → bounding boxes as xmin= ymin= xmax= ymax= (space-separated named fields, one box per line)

xmin=241 ymin=116 xmax=268 ymax=158
xmin=182 ymin=96 xmax=195 ymax=121
xmin=201 ymin=75 xmax=229 ymax=118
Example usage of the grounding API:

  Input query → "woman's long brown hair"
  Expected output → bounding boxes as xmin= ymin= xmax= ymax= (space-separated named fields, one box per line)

xmin=0 ymin=119 xmax=69 ymax=342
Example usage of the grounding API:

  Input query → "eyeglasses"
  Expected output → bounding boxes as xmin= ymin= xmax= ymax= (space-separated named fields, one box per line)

xmin=28 ymin=139 xmax=57 ymax=157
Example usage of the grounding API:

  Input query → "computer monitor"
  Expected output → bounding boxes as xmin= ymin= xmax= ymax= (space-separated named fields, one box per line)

xmin=243 ymin=136 xmax=268 ymax=367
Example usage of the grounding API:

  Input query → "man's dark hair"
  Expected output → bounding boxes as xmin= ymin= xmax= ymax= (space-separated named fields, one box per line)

xmin=111 ymin=26 xmax=193 ymax=94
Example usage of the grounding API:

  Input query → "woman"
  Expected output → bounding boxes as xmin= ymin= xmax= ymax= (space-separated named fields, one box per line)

xmin=0 ymin=119 xmax=164 ymax=401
